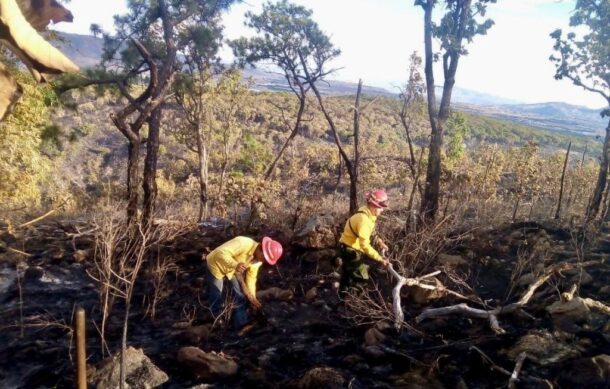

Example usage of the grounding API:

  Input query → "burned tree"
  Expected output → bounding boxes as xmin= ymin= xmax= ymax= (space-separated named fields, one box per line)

xmin=62 ymin=0 xmax=236 ymax=224
xmin=231 ymin=0 xmax=340 ymax=180
xmin=550 ymin=0 xmax=610 ymax=222
xmin=415 ymin=0 xmax=496 ymax=223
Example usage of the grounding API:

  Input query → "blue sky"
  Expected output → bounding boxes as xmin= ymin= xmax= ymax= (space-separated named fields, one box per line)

xmin=53 ymin=0 xmax=606 ymax=109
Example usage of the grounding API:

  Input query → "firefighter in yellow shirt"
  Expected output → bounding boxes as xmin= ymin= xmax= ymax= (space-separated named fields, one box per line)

xmin=206 ymin=236 xmax=283 ymax=328
xmin=338 ymin=189 xmax=390 ymax=295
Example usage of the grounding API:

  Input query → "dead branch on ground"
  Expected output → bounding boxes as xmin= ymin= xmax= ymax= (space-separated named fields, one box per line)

xmin=416 ymin=260 xmax=602 ymax=334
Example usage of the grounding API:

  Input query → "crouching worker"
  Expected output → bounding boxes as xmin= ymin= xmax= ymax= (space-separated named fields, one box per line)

xmin=338 ymin=189 xmax=390 ymax=296
xmin=206 ymin=236 xmax=283 ymax=328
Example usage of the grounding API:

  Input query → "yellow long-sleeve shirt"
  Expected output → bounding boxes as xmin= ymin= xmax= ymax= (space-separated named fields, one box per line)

xmin=339 ymin=206 xmax=383 ymax=262
xmin=206 ymin=236 xmax=263 ymax=296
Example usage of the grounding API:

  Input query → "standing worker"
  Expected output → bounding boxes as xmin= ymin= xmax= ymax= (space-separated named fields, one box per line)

xmin=205 ymin=236 xmax=283 ymax=328
xmin=338 ymin=189 xmax=390 ymax=296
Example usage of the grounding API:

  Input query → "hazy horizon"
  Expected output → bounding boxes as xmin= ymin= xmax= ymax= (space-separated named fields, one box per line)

xmin=52 ymin=0 xmax=608 ymax=109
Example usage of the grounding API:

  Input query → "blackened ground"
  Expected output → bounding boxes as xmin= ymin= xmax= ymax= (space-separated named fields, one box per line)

xmin=0 ymin=221 xmax=608 ymax=388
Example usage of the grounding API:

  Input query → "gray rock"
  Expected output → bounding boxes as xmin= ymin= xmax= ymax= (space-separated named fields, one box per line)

xmin=305 ymin=287 xmax=317 ymax=301
xmin=506 ymin=331 xmax=580 ymax=365
xmin=298 ymin=367 xmax=345 ymax=389
xmin=89 ymin=346 xmax=168 ymax=389
xmin=293 ymin=214 xmax=338 ymax=249
xmin=559 ymin=354 xmax=610 ymax=386
xmin=177 ymin=346 xmax=238 ymax=380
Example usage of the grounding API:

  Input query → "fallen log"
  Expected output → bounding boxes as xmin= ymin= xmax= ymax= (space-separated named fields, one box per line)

xmin=385 ymin=263 xmax=480 ymax=331
xmin=416 ymin=260 xmax=602 ymax=334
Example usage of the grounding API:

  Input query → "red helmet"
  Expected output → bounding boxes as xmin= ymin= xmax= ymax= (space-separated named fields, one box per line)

xmin=261 ymin=236 xmax=283 ymax=265
xmin=366 ymin=189 xmax=388 ymax=209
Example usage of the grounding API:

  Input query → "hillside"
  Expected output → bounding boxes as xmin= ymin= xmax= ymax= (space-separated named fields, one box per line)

xmin=458 ymin=101 xmax=608 ymax=137
xmin=51 ymin=32 xmax=608 ymax=138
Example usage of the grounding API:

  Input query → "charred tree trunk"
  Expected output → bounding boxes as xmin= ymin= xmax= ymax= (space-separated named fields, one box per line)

xmin=419 ymin=1 xmax=440 ymax=224
xmin=350 ymin=79 xmax=363 ymax=214
xmin=142 ymin=107 xmax=162 ymax=226
xmin=406 ymin=147 xmax=425 ymax=230
xmin=587 ymin=119 xmax=610 ymax=221
xmin=555 ymin=141 xmax=571 ymax=219
xmin=126 ymin=140 xmax=140 ymax=222
xmin=512 ymin=195 xmax=521 ymax=222
xmin=196 ymin=126 xmax=209 ymax=222
xmin=419 ymin=0 xmax=469 ymax=225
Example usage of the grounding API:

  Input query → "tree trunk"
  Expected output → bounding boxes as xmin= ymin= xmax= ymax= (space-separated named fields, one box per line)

xmin=126 ymin=139 xmax=140 ymax=223
xmin=142 ymin=107 xmax=162 ymax=226
xmin=587 ymin=118 xmax=610 ymax=221
xmin=555 ymin=141 xmax=571 ymax=219
xmin=418 ymin=0 xmax=467 ymax=225
xmin=419 ymin=1 xmax=440 ymax=224
xmin=406 ymin=147 xmax=425 ymax=230
xmin=119 ymin=298 xmax=131 ymax=389
xmin=264 ymin=96 xmax=306 ymax=180
xmin=512 ymin=195 xmax=521 ymax=222
xmin=196 ymin=125 xmax=208 ymax=222
xmin=420 ymin=120 xmax=443 ymax=223
xmin=350 ymin=79 xmax=363 ymax=214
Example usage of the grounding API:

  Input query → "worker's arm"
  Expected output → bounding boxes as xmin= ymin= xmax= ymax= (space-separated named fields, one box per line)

xmin=372 ymin=235 xmax=389 ymax=255
xmin=245 ymin=263 xmax=262 ymax=297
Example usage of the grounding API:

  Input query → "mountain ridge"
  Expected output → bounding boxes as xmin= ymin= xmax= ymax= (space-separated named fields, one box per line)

xmin=52 ymin=31 xmax=608 ymax=136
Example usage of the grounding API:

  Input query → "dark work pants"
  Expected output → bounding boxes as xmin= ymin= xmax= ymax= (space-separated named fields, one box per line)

xmin=338 ymin=244 xmax=370 ymax=296
xmin=206 ymin=267 xmax=248 ymax=328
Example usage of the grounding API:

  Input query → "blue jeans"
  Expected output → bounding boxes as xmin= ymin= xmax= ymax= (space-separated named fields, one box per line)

xmin=207 ymin=267 xmax=248 ymax=328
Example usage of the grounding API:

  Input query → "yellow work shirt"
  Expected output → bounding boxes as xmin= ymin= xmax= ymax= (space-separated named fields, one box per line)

xmin=206 ymin=236 xmax=263 ymax=296
xmin=339 ymin=206 xmax=383 ymax=262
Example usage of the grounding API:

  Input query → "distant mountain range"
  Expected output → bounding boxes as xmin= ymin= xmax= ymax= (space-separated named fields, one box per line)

xmin=53 ymin=32 xmax=608 ymax=136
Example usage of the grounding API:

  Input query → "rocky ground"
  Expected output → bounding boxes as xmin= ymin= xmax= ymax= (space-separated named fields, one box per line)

xmin=0 ymin=219 xmax=608 ymax=388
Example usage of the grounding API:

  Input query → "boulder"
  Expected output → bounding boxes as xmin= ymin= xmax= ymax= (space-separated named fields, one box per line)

xmin=293 ymin=214 xmax=338 ymax=249
xmin=256 ymin=287 xmax=293 ymax=301
xmin=391 ymin=369 xmax=445 ymax=389
xmin=404 ymin=277 xmax=445 ymax=304
xmin=547 ymin=297 xmax=591 ymax=331
xmin=559 ymin=354 xmax=610 ymax=387
xmin=547 ymin=297 xmax=590 ymax=317
xmin=89 ymin=346 xmax=168 ymax=389
xmin=305 ymin=287 xmax=317 ymax=301
xmin=569 ymin=270 xmax=593 ymax=286
xmin=297 ymin=367 xmax=345 ymax=389
xmin=24 ymin=266 xmax=44 ymax=281
xmin=506 ymin=331 xmax=580 ymax=365
xmin=177 ymin=347 xmax=238 ymax=380
xmin=364 ymin=327 xmax=386 ymax=346
xmin=73 ymin=249 xmax=90 ymax=263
